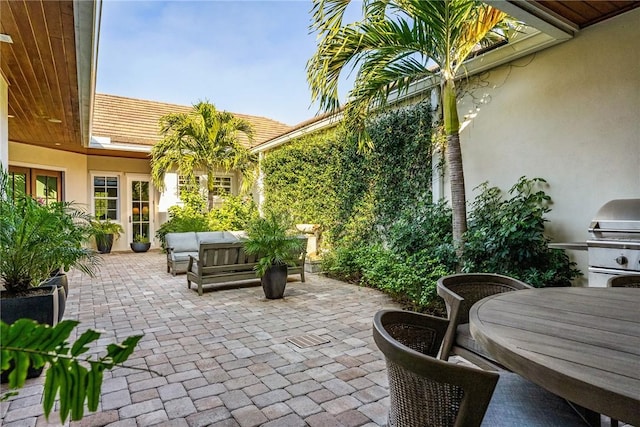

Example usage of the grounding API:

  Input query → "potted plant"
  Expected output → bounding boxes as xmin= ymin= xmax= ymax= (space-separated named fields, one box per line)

xmin=91 ymin=218 xmax=124 ymax=253
xmin=130 ymin=234 xmax=151 ymax=253
xmin=0 ymin=166 xmax=100 ymax=380
xmin=244 ymin=209 xmax=304 ymax=299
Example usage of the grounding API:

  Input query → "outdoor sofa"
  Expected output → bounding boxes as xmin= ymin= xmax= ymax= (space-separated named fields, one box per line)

xmin=165 ymin=231 xmax=307 ymax=295
xmin=165 ymin=231 xmax=245 ymax=275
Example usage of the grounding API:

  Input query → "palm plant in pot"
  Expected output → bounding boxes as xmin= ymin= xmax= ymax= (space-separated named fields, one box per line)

xmin=0 ymin=166 xmax=100 ymax=380
xmin=244 ymin=209 xmax=304 ymax=299
xmin=90 ymin=217 xmax=124 ymax=253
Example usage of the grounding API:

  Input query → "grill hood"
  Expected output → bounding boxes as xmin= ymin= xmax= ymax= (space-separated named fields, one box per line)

xmin=588 ymin=199 xmax=640 ymax=239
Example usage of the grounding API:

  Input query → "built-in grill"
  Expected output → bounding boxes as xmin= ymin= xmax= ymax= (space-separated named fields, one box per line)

xmin=587 ymin=199 xmax=640 ymax=287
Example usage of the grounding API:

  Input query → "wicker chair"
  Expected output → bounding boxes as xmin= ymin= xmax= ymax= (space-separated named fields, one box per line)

xmin=436 ymin=273 xmax=532 ymax=370
xmin=373 ymin=310 xmax=590 ymax=427
xmin=607 ymin=274 xmax=640 ymax=288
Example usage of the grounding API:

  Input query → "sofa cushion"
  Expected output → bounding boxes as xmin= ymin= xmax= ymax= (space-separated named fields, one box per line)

xmin=196 ymin=231 xmax=227 ymax=244
xmin=166 ymin=232 xmax=198 ymax=253
xmin=170 ymin=251 xmax=198 ymax=262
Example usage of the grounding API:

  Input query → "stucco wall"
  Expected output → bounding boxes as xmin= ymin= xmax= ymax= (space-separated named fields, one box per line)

xmin=450 ymin=9 xmax=640 ymax=284
xmin=9 ymin=142 xmax=89 ymax=206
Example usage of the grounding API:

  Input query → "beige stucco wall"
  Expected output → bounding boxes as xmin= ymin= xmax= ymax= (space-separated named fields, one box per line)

xmin=449 ymin=9 xmax=640 ymax=284
xmin=9 ymin=142 xmax=89 ymax=206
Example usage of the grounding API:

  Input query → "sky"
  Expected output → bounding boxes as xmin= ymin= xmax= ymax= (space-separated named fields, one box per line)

xmin=97 ymin=0 xmax=362 ymax=126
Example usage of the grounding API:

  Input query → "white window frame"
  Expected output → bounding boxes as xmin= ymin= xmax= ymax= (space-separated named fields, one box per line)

xmin=91 ymin=172 xmax=121 ymax=220
xmin=210 ymin=175 xmax=233 ymax=198
xmin=177 ymin=174 xmax=203 ymax=198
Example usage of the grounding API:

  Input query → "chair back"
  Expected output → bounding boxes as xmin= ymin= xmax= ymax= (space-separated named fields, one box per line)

xmin=373 ymin=310 xmax=498 ymax=427
xmin=436 ymin=273 xmax=532 ymax=361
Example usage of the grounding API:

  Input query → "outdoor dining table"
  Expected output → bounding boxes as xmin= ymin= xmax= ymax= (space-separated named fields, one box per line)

xmin=469 ymin=287 xmax=640 ymax=426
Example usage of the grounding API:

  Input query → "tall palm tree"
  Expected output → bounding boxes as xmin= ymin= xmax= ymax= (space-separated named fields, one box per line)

xmin=150 ymin=102 xmax=256 ymax=210
xmin=307 ymin=0 xmax=509 ymax=257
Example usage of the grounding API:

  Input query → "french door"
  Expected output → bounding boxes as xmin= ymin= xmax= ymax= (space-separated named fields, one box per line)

xmin=127 ymin=175 xmax=154 ymax=244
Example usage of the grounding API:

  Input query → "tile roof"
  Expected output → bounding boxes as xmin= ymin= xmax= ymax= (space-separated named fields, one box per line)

xmin=92 ymin=93 xmax=292 ymax=148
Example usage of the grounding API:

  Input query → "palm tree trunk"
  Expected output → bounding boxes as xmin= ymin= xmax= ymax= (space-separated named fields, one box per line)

xmin=443 ymin=80 xmax=467 ymax=263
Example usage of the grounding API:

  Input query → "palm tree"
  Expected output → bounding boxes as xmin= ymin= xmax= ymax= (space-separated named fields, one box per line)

xmin=307 ymin=0 xmax=509 ymax=258
xmin=150 ymin=102 xmax=256 ymax=210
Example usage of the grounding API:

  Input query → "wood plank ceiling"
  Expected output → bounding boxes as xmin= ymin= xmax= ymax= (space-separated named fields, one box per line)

xmin=1 ymin=0 xmax=84 ymax=152
xmin=534 ymin=1 xmax=640 ymax=29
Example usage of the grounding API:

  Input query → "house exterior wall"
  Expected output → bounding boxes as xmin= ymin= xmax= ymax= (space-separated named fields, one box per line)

xmin=449 ymin=9 xmax=640 ymax=285
xmin=9 ymin=141 xmax=89 ymax=204
xmin=87 ymin=156 xmax=156 ymax=251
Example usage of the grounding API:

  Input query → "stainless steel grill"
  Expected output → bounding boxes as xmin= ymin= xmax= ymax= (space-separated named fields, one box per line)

xmin=587 ymin=199 xmax=640 ymax=287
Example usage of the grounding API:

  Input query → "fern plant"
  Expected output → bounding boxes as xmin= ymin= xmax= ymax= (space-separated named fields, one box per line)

xmin=243 ymin=209 xmax=304 ymax=277
xmin=1 ymin=319 xmax=144 ymax=423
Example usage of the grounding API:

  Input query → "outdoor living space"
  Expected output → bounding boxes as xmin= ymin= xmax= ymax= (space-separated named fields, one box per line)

xmin=1 ymin=250 xmax=401 ymax=427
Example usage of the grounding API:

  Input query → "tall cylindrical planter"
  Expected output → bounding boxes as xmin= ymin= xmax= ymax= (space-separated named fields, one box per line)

xmin=40 ymin=272 xmax=68 ymax=322
xmin=261 ymin=264 xmax=288 ymax=299
xmin=97 ymin=234 xmax=114 ymax=254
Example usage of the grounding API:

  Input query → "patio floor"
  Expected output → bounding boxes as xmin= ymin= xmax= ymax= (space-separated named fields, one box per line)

xmin=1 ymin=250 xmax=402 ymax=427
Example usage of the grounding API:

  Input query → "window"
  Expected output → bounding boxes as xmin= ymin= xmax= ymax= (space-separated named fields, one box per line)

xmin=93 ymin=175 xmax=119 ymax=220
xmin=177 ymin=175 xmax=202 ymax=198
xmin=7 ymin=166 xmax=62 ymax=204
xmin=211 ymin=176 xmax=232 ymax=197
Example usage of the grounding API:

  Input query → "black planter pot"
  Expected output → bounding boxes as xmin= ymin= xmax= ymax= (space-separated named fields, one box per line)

xmin=40 ymin=273 xmax=68 ymax=322
xmin=97 ymin=234 xmax=114 ymax=254
xmin=261 ymin=264 xmax=288 ymax=299
xmin=130 ymin=242 xmax=151 ymax=253
xmin=0 ymin=285 xmax=59 ymax=382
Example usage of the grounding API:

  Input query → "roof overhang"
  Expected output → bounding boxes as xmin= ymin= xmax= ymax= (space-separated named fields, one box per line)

xmin=1 ymin=0 xmax=100 ymax=152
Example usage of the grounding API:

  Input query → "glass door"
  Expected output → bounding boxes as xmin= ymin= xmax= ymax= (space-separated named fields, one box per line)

xmin=129 ymin=178 xmax=153 ymax=243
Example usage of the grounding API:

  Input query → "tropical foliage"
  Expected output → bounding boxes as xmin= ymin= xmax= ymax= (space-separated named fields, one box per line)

xmin=260 ymin=106 xmax=579 ymax=310
xmin=150 ymin=101 xmax=255 ymax=210
xmin=462 ymin=177 xmax=581 ymax=287
xmin=243 ymin=209 xmax=304 ymax=277
xmin=307 ymin=0 xmax=514 ymax=257
xmin=1 ymin=319 xmax=143 ymax=423
xmin=0 ymin=167 xmax=100 ymax=292
xmin=155 ymin=191 xmax=258 ymax=249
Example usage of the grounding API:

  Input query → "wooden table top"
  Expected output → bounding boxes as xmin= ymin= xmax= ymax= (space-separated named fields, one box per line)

xmin=469 ymin=287 xmax=640 ymax=425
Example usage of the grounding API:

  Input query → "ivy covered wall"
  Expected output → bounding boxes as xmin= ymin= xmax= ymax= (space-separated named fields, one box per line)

xmin=261 ymin=102 xmax=435 ymax=250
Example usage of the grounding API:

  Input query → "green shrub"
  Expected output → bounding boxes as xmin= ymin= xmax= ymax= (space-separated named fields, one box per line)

xmin=462 ymin=177 xmax=581 ymax=287
xmin=208 ymin=195 xmax=258 ymax=231
xmin=156 ymin=190 xmax=208 ymax=249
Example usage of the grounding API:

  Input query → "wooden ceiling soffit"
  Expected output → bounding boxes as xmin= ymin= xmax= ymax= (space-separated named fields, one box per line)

xmin=1 ymin=0 xmax=85 ymax=152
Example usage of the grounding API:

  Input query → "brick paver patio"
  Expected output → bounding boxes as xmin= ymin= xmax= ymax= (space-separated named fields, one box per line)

xmin=1 ymin=250 xmax=401 ymax=427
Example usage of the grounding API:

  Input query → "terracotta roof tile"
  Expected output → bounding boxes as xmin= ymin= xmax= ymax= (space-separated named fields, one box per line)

xmin=92 ymin=93 xmax=292 ymax=148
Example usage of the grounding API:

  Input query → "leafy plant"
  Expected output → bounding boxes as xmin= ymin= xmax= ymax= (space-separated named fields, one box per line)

xmin=462 ymin=177 xmax=581 ymax=287
xmin=155 ymin=193 xmax=209 ymax=250
xmin=90 ymin=218 xmax=124 ymax=247
xmin=0 ymin=167 xmax=100 ymax=291
xmin=1 ymin=319 xmax=144 ymax=423
xmin=208 ymin=195 xmax=258 ymax=231
xmin=243 ymin=209 xmax=304 ymax=277
xmin=133 ymin=234 xmax=150 ymax=243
